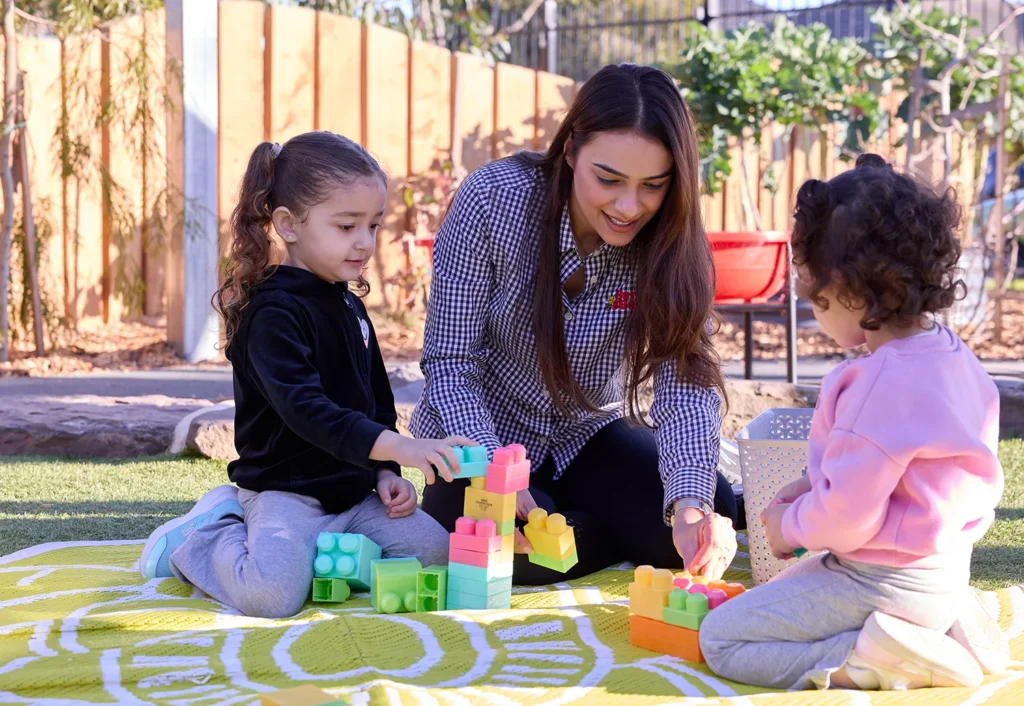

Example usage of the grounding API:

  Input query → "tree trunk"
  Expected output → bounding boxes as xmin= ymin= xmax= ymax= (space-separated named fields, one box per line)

xmin=904 ymin=48 xmax=926 ymax=173
xmin=0 ymin=0 xmax=17 ymax=363
xmin=737 ymin=133 xmax=762 ymax=232
xmin=16 ymin=72 xmax=44 ymax=355
xmin=992 ymin=55 xmax=1010 ymax=342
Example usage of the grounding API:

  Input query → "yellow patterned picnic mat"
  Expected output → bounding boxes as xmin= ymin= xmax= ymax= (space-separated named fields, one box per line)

xmin=2 ymin=536 xmax=1023 ymax=706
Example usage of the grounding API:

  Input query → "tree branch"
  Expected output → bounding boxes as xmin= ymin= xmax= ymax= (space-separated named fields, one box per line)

xmin=503 ymin=0 xmax=546 ymax=35
xmin=939 ymin=7 xmax=1024 ymax=81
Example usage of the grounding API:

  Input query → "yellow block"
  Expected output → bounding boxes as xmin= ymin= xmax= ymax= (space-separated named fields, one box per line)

xmin=464 ymin=487 xmax=516 ymax=526
xmin=261 ymin=684 xmax=342 ymax=705
xmin=523 ymin=508 xmax=575 ymax=560
xmin=500 ymin=533 xmax=514 ymax=563
xmin=628 ymin=565 xmax=674 ymax=621
xmin=470 ymin=476 xmax=486 ymax=490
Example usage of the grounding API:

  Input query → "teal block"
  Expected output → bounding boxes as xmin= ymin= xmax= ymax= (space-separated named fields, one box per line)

xmin=311 ymin=577 xmax=350 ymax=603
xmin=663 ymin=589 xmax=708 ymax=630
xmin=313 ymin=533 xmax=381 ymax=590
xmin=527 ymin=550 xmax=578 ymax=573
xmin=416 ymin=565 xmax=448 ymax=612
xmin=371 ymin=558 xmax=421 ymax=614
xmin=447 ymin=573 xmax=512 ymax=597
xmin=448 ymin=560 xmax=513 ymax=582
xmin=448 ymin=445 xmax=489 ymax=479
xmin=446 ymin=588 xmax=511 ymax=610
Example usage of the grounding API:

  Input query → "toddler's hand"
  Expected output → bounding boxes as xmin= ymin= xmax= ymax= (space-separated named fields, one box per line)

xmin=516 ymin=488 xmax=538 ymax=521
xmin=370 ymin=431 xmax=478 ymax=485
xmin=770 ymin=475 xmax=812 ymax=508
xmin=376 ymin=470 xmax=418 ymax=519
xmin=760 ymin=502 xmax=798 ymax=559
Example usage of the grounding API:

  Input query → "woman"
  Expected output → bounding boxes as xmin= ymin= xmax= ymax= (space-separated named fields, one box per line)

xmin=411 ymin=63 xmax=738 ymax=583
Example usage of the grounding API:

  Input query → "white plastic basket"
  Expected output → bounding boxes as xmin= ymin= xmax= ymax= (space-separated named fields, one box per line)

xmin=736 ymin=408 xmax=815 ymax=585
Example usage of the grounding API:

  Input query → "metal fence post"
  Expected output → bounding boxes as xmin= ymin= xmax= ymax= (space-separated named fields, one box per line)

xmin=544 ymin=0 xmax=559 ymax=74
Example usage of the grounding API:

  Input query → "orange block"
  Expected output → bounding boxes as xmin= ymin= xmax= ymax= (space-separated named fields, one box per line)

xmin=630 ymin=614 xmax=704 ymax=663
xmin=723 ymin=583 xmax=747 ymax=599
xmin=628 ymin=565 xmax=675 ymax=620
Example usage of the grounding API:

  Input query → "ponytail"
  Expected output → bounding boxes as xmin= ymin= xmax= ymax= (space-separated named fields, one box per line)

xmin=214 ymin=141 xmax=279 ymax=350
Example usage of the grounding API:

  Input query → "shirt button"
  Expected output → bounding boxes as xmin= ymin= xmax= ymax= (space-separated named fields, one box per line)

xmin=589 ymin=275 xmax=598 ymax=285
xmin=564 ymin=310 xmax=574 ymax=322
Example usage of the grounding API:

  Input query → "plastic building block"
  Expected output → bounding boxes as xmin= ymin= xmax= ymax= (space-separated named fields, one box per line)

xmin=260 ymin=685 xmax=346 ymax=705
xmin=688 ymin=583 xmax=709 ymax=596
xmin=673 ymin=577 xmax=691 ymax=590
xmin=470 ymin=477 xmax=486 ymax=490
xmin=495 ymin=519 xmax=515 ymax=536
xmin=485 ymin=444 xmax=531 ymax=494
xmin=450 ymin=517 xmax=502 ymax=553
xmin=449 ymin=560 xmax=513 ymax=582
xmin=528 ymin=551 xmax=579 ymax=573
xmin=314 ymin=533 xmax=381 ymax=590
xmin=690 ymin=575 xmax=709 ymax=586
xmin=447 ymin=573 xmax=513 ymax=597
xmin=449 ymin=546 xmax=511 ymax=569
xmin=311 ymin=578 xmax=350 ymax=603
xmin=523 ymin=508 xmax=576 ymax=561
xmin=464 ymin=487 xmax=516 ymax=526
xmin=723 ymin=583 xmax=747 ymax=598
xmin=707 ymin=588 xmax=728 ymax=609
xmin=628 ymin=565 xmax=675 ymax=620
xmin=448 ymin=445 xmax=489 ymax=479
xmin=446 ymin=589 xmax=512 ymax=610
xmin=370 ymin=558 xmax=421 ymax=614
xmin=663 ymin=589 xmax=709 ymax=629
xmin=416 ymin=565 xmax=448 ymax=612
xmin=630 ymin=614 xmax=703 ymax=663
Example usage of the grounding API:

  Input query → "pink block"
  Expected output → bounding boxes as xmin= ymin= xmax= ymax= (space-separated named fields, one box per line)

xmin=450 ymin=531 xmax=502 ymax=553
xmin=708 ymin=589 xmax=728 ymax=609
xmin=688 ymin=584 xmax=709 ymax=596
xmin=449 ymin=546 xmax=503 ymax=568
xmin=454 ymin=516 xmax=496 ymax=538
xmin=475 ymin=519 xmax=497 ymax=537
xmin=492 ymin=447 xmax=515 ymax=465
xmin=673 ymin=577 xmax=691 ymax=590
xmin=455 ymin=517 xmax=476 ymax=535
xmin=485 ymin=460 xmax=531 ymax=494
xmin=507 ymin=443 xmax=527 ymax=463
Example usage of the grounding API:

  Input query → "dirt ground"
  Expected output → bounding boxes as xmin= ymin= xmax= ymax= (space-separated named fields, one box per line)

xmin=2 ymin=296 xmax=1022 ymax=377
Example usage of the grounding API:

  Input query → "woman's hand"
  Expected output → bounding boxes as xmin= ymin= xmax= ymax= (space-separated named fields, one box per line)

xmin=770 ymin=475 xmax=812 ymax=508
xmin=369 ymin=431 xmax=478 ymax=485
xmin=761 ymin=502 xmax=799 ymax=559
xmin=513 ymin=489 xmax=538 ymax=554
xmin=376 ymin=470 xmax=418 ymax=519
xmin=671 ymin=508 xmax=737 ymax=580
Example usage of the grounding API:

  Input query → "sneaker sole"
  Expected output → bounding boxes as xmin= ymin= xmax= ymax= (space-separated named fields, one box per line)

xmin=139 ymin=485 xmax=243 ymax=579
xmin=948 ymin=591 xmax=1010 ymax=675
xmin=861 ymin=612 xmax=984 ymax=688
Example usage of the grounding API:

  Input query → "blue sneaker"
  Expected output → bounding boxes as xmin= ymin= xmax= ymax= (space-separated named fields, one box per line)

xmin=139 ymin=485 xmax=243 ymax=579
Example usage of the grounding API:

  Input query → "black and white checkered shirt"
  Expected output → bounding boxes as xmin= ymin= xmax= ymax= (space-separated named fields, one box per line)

xmin=410 ymin=158 xmax=721 ymax=522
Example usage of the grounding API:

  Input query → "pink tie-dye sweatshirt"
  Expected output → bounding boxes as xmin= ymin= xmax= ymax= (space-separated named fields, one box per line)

xmin=781 ymin=325 xmax=1004 ymax=569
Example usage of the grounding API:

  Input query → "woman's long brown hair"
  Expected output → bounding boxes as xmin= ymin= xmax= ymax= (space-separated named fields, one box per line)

xmin=515 ymin=63 xmax=725 ymax=421
xmin=213 ymin=132 xmax=385 ymax=351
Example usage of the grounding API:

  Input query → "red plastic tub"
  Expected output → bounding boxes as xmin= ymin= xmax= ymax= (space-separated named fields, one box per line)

xmin=709 ymin=230 xmax=791 ymax=303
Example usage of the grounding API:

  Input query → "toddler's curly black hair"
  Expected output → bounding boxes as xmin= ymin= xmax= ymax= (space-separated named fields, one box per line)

xmin=791 ymin=153 xmax=966 ymax=330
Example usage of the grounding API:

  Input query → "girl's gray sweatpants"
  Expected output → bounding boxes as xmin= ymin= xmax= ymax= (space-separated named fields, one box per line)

xmin=170 ymin=488 xmax=450 ymax=619
xmin=699 ymin=552 xmax=967 ymax=690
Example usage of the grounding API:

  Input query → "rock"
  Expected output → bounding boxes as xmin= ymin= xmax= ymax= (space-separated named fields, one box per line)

xmin=185 ymin=407 xmax=238 ymax=461
xmin=0 ymin=394 xmax=212 ymax=458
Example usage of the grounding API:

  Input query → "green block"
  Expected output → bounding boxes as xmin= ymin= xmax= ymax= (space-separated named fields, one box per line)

xmin=496 ymin=519 xmax=515 ymax=536
xmin=416 ymin=565 xmax=448 ymax=612
xmin=663 ymin=589 xmax=708 ymax=630
xmin=446 ymin=588 xmax=511 ymax=610
xmin=447 ymin=573 xmax=512 ymax=597
xmin=371 ymin=558 xmax=421 ymax=614
xmin=447 ymin=445 xmax=489 ymax=478
xmin=449 ymin=559 xmax=513 ymax=581
xmin=311 ymin=577 xmax=351 ymax=603
xmin=313 ymin=533 xmax=381 ymax=590
xmin=527 ymin=550 xmax=578 ymax=573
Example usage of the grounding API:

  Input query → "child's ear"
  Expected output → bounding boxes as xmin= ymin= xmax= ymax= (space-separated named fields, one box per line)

xmin=272 ymin=207 xmax=298 ymax=243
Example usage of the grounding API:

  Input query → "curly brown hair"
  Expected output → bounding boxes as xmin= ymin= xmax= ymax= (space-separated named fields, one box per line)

xmin=213 ymin=132 xmax=385 ymax=350
xmin=791 ymin=153 xmax=966 ymax=330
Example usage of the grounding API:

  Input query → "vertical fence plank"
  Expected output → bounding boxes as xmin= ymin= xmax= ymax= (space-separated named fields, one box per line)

xmin=493 ymin=62 xmax=537 ymax=158
xmin=771 ymin=124 xmax=792 ymax=232
xmin=265 ymin=5 xmax=315 ymax=143
xmin=316 ymin=12 xmax=362 ymax=142
xmin=218 ymin=0 xmax=265 ymax=260
xmin=20 ymin=36 xmax=65 ymax=326
xmin=409 ymin=39 xmax=451 ymax=174
xmin=535 ymin=70 xmax=574 ymax=152
xmin=364 ymin=24 xmax=409 ymax=178
xmin=452 ymin=53 xmax=494 ymax=173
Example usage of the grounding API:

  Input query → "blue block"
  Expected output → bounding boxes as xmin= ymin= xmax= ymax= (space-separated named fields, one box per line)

xmin=313 ymin=533 xmax=381 ymax=590
xmin=447 ymin=573 xmax=512 ymax=597
xmin=448 ymin=561 xmax=513 ymax=582
xmin=449 ymin=445 xmax=489 ymax=479
xmin=447 ymin=588 xmax=512 ymax=610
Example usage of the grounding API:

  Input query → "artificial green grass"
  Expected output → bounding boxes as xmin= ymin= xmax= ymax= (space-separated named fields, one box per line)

xmin=0 ymin=447 xmax=1021 ymax=590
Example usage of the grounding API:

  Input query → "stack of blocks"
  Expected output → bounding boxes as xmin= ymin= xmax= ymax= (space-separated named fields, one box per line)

xmin=628 ymin=565 xmax=746 ymax=662
xmin=311 ymin=533 xmax=381 ymax=604
xmin=446 ymin=444 xmax=531 ymax=610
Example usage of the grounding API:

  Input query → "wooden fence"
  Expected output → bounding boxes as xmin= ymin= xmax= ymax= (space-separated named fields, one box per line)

xmin=11 ymin=1 xmax=976 ymax=328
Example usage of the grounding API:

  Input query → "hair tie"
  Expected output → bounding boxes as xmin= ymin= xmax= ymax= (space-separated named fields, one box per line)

xmin=271 ymin=143 xmax=283 ymax=159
